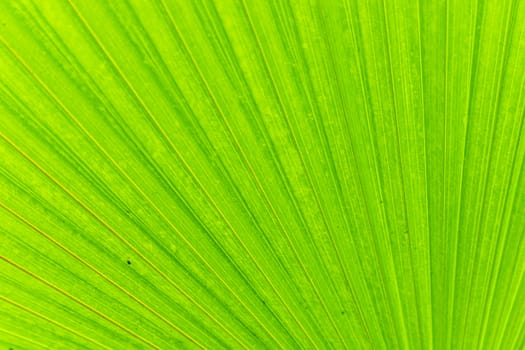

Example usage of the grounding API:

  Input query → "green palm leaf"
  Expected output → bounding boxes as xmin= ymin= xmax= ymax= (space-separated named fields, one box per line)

xmin=1 ymin=0 xmax=523 ymax=349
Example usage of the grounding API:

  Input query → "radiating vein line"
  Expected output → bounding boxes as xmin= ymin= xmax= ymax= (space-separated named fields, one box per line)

xmin=274 ymin=4 xmax=374 ymax=343
xmin=442 ymin=0 xmax=451 ymax=343
xmin=1 ymin=1 xmax=523 ymax=348
xmin=17 ymin=3 xmax=301 ymax=346
xmin=0 ymin=201 xmax=206 ymax=349
xmin=298 ymin=4 xmax=373 ymax=344
xmin=0 ymin=327 xmax=51 ymax=350
xmin=3 ymin=5 xmax=313 ymax=345
xmin=0 ymin=88 xmax=250 ymax=347
xmin=0 ymin=128 xmax=249 ymax=349
xmin=0 ymin=256 xmax=159 ymax=349
xmin=183 ymin=3 xmax=337 ymax=344
xmin=63 ymin=1 xmax=312 ymax=348
xmin=461 ymin=0 xmax=519 ymax=346
xmin=229 ymin=4 xmax=368 ymax=346
xmin=445 ymin=0 xmax=484 ymax=347
xmin=159 ymin=0 xmax=347 ymax=347
xmin=392 ymin=3 xmax=429 ymax=346
xmin=1 ymin=14 xmax=280 ymax=345
xmin=495 ymin=225 xmax=525 ymax=349
xmin=116 ymin=3 xmax=309 ymax=345
xmin=236 ymin=2 xmax=351 ymax=347
xmin=379 ymin=1 xmax=416 ymax=346
xmin=398 ymin=3 xmax=432 ymax=347
xmin=342 ymin=1 xmax=408 ymax=347
xmin=272 ymin=6 xmax=364 ymax=338
xmin=187 ymin=8 xmax=329 ymax=342
xmin=10 ymin=5 xmax=296 ymax=346
xmin=415 ymin=0 xmax=434 ymax=346
xmin=0 ymin=296 xmax=112 ymax=350
xmin=192 ymin=1 xmax=365 ymax=345
xmin=477 ymin=72 xmax=525 ymax=349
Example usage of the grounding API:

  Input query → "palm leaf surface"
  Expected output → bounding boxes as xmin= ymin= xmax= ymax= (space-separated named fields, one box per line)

xmin=1 ymin=0 xmax=524 ymax=349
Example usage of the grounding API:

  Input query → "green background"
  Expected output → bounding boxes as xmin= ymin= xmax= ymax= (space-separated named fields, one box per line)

xmin=1 ymin=0 xmax=524 ymax=349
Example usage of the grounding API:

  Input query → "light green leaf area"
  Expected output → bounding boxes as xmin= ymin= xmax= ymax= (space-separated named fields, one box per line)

xmin=0 ymin=0 xmax=524 ymax=349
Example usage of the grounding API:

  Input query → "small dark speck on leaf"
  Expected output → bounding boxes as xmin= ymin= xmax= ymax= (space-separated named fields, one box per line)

xmin=341 ymin=311 xmax=345 ymax=315
xmin=127 ymin=260 xmax=131 ymax=265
